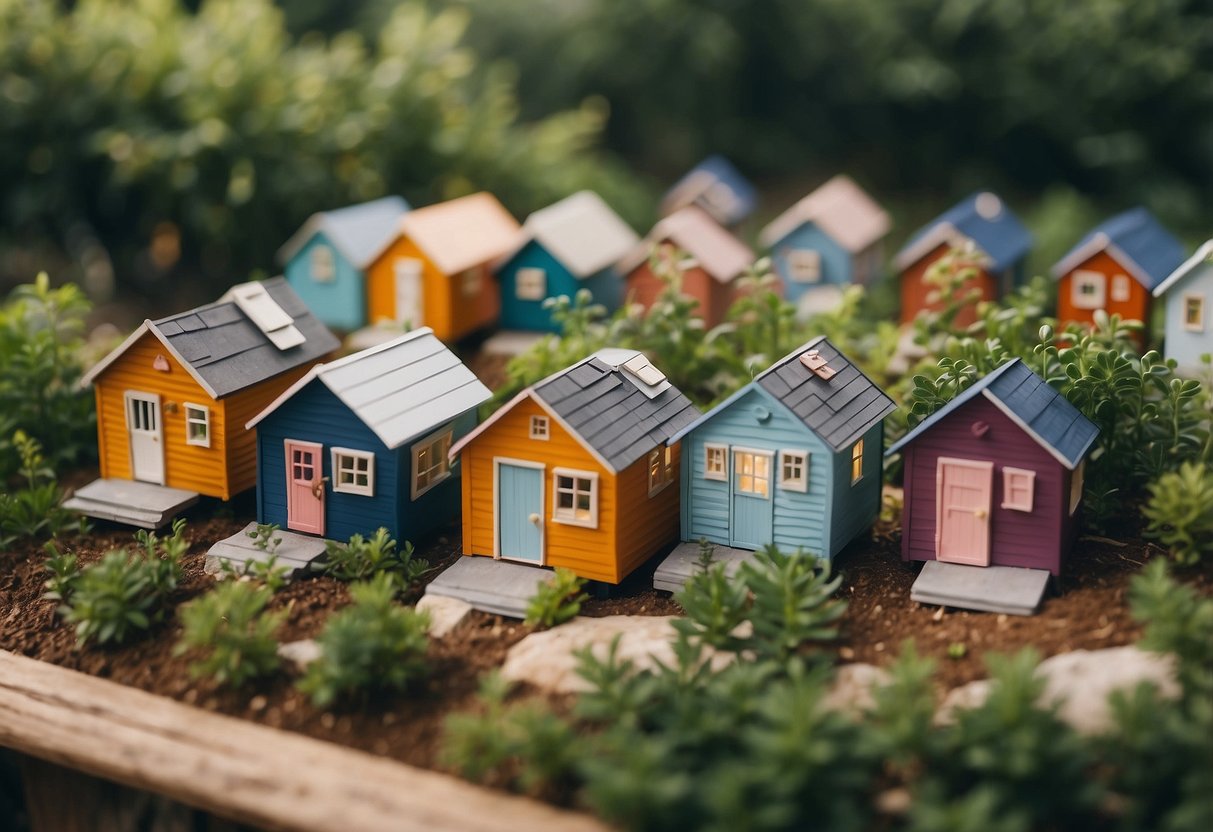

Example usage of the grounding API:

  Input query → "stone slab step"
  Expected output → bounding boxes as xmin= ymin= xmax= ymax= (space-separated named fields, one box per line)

xmin=911 ymin=561 xmax=1052 ymax=616
xmin=204 ymin=522 xmax=329 ymax=579
xmin=652 ymin=540 xmax=758 ymax=593
xmin=424 ymin=556 xmax=553 ymax=619
xmin=63 ymin=478 xmax=200 ymax=529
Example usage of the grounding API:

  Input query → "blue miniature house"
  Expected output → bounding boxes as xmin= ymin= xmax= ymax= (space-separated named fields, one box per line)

xmin=246 ymin=327 xmax=490 ymax=544
xmin=1153 ymin=239 xmax=1213 ymax=375
xmin=495 ymin=191 xmax=639 ymax=332
xmin=659 ymin=155 xmax=757 ymax=228
xmin=667 ymin=337 xmax=896 ymax=558
xmin=278 ymin=196 xmax=411 ymax=332
xmin=759 ymin=175 xmax=891 ymax=312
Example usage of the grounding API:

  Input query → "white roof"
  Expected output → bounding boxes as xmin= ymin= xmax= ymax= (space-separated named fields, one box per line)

xmin=1153 ymin=239 xmax=1213 ymax=297
xmin=617 ymin=206 xmax=754 ymax=283
xmin=246 ymin=327 xmax=491 ymax=450
xmin=496 ymin=191 xmax=639 ymax=278
xmin=759 ymin=175 xmax=891 ymax=253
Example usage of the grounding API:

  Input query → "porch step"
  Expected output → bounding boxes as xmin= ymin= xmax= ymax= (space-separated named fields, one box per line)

xmin=205 ymin=522 xmax=329 ymax=579
xmin=652 ymin=540 xmax=758 ymax=593
xmin=63 ymin=478 xmax=200 ymax=529
xmin=425 ymin=556 xmax=553 ymax=619
xmin=911 ymin=561 xmax=1052 ymax=616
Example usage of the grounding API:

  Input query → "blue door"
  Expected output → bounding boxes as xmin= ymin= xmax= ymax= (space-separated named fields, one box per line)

xmin=497 ymin=462 xmax=544 ymax=562
xmin=731 ymin=449 xmax=773 ymax=549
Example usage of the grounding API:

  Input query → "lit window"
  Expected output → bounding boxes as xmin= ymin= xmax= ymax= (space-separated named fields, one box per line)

xmin=850 ymin=439 xmax=865 ymax=485
xmin=331 ymin=448 xmax=375 ymax=497
xmin=552 ymin=468 xmax=598 ymax=528
xmin=1069 ymin=459 xmax=1086 ymax=515
xmin=516 ymin=268 xmax=547 ymax=301
xmin=530 ymin=415 xmax=549 ymax=440
xmin=703 ymin=444 xmax=727 ymax=481
xmin=184 ymin=403 xmax=210 ymax=448
xmin=1001 ymin=466 xmax=1035 ymax=512
xmin=778 ymin=450 xmax=808 ymax=492
xmin=311 ymin=245 xmax=335 ymax=283
xmin=1111 ymin=274 xmax=1131 ymax=303
xmin=787 ymin=249 xmax=822 ymax=283
xmin=733 ymin=450 xmax=771 ymax=498
xmin=461 ymin=270 xmax=480 ymax=298
xmin=1183 ymin=295 xmax=1205 ymax=332
xmin=412 ymin=427 xmax=453 ymax=499
xmin=648 ymin=447 xmax=674 ymax=495
xmin=1071 ymin=270 xmax=1106 ymax=310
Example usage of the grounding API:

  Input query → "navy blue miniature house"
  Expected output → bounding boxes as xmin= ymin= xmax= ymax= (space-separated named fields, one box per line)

xmin=246 ymin=328 xmax=490 ymax=544
xmin=659 ymin=155 xmax=757 ymax=228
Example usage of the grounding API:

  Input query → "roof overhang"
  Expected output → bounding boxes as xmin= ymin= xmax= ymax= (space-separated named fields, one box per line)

xmin=1050 ymin=233 xmax=1154 ymax=288
xmin=893 ymin=224 xmax=991 ymax=273
xmin=79 ymin=321 xmax=220 ymax=399
xmin=1152 ymin=239 xmax=1213 ymax=298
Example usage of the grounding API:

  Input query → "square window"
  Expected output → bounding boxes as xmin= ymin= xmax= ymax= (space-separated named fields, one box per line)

xmin=778 ymin=450 xmax=809 ymax=492
xmin=850 ymin=439 xmax=865 ymax=485
xmin=184 ymin=403 xmax=210 ymax=448
xmin=787 ymin=249 xmax=822 ymax=283
xmin=1111 ymin=274 xmax=1131 ymax=303
xmin=311 ymin=245 xmax=335 ymax=283
xmin=412 ymin=427 xmax=453 ymax=499
xmin=331 ymin=448 xmax=375 ymax=496
xmin=530 ymin=415 xmax=550 ymax=440
xmin=1183 ymin=295 xmax=1205 ymax=332
xmin=1071 ymin=270 xmax=1106 ymax=310
xmin=461 ymin=270 xmax=481 ymax=298
xmin=1001 ymin=466 xmax=1035 ymax=512
xmin=703 ymin=444 xmax=727 ymax=481
xmin=552 ymin=468 xmax=598 ymax=528
xmin=516 ymin=268 xmax=547 ymax=301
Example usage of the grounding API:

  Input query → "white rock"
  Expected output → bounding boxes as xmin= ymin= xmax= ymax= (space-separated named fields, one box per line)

xmin=416 ymin=594 xmax=475 ymax=639
xmin=821 ymin=663 xmax=891 ymax=715
xmin=277 ymin=639 xmax=322 ymax=670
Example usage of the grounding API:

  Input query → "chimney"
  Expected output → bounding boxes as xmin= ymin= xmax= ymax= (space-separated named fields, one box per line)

xmin=800 ymin=349 xmax=836 ymax=380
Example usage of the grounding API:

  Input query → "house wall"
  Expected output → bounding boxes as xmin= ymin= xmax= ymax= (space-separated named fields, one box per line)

xmin=93 ymin=332 xmax=228 ymax=498
xmin=612 ymin=441 xmax=683 ymax=581
xmin=1057 ymin=250 xmax=1151 ymax=343
xmin=394 ymin=409 xmax=478 ymax=544
xmin=770 ymin=222 xmax=853 ymax=303
xmin=851 ymin=241 xmax=885 ymax=287
xmin=827 ymin=420 xmax=885 ymax=557
xmin=900 ymin=396 xmax=1069 ymax=574
xmin=221 ymin=362 xmax=317 ymax=500
xmin=626 ymin=262 xmax=736 ymax=328
xmin=284 ymin=233 xmax=366 ymax=332
xmin=496 ymin=241 xmax=580 ymax=332
xmin=899 ymin=243 xmax=1000 ymax=327
xmin=1161 ymin=261 xmax=1213 ymax=374
xmin=680 ymin=386 xmax=831 ymax=556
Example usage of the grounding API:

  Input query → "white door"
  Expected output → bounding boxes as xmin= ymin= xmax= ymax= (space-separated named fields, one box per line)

xmin=394 ymin=258 xmax=424 ymax=326
xmin=125 ymin=391 xmax=165 ymax=485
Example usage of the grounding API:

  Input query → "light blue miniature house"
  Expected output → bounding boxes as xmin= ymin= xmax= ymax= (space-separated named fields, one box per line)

xmin=659 ymin=155 xmax=757 ymax=228
xmin=759 ymin=175 xmax=891 ymax=314
xmin=667 ymin=337 xmax=896 ymax=558
xmin=246 ymin=327 xmax=490 ymax=544
xmin=495 ymin=191 xmax=639 ymax=332
xmin=278 ymin=196 xmax=410 ymax=332
xmin=1153 ymin=239 xmax=1213 ymax=375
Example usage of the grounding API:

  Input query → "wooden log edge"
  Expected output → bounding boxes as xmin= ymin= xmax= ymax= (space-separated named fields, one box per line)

xmin=0 ymin=650 xmax=607 ymax=832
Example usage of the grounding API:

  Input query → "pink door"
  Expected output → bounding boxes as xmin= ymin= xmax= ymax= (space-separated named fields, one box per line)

xmin=285 ymin=440 xmax=325 ymax=536
xmin=935 ymin=457 xmax=993 ymax=566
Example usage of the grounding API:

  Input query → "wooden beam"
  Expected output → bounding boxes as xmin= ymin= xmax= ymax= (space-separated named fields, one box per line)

xmin=0 ymin=651 xmax=606 ymax=832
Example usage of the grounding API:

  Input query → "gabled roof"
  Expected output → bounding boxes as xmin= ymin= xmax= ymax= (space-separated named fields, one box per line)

xmin=81 ymin=278 xmax=340 ymax=399
xmin=450 ymin=350 xmax=699 ymax=474
xmin=246 ymin=327 xmax=491 ymax=450
xmin=1153 ymin=239 xmax=1213 ymax=298
xmin=496 ymin=191 xmax=639 ymax=278
xmin=894 ymin=192 xmax=1032 ymax=273
xmin=397 ymin=192 xmax=520 ymax=276
xmin=659 ymin=155 xmax=758 ymax=226
xmin=885 ymin=359 xmax=1099 ymax=470
xmin=1051 ymin=207 xmax=1187 ymax=290
xmin=276 ymin=196 xmax=410 ymax=268
xmin=759 ymin=175 xmax=891 ymax=253
xmin=617 ymin=206 xmax=754 ymax=284
xmin=667 ymin=336 xmax=896 ymax=452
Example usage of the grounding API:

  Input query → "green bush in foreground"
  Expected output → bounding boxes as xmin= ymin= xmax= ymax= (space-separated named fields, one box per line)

xmin=175 ymin=580 xmax=286 ymax=688
xmin=524 ymin=567 xmax=588 ymax=629
xmin=320 ymin=527 xmax=428 ymax=586
xmin=1142 ymin=462 xmax=1213 ymax=566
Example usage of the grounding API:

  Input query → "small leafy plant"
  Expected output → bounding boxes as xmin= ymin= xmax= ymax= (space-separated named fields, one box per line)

xmin=1142 ymin=462 xmax=1213 ymax=566
xmin=175 ymin=580 xmax=286 ymax=687
xmin=41 ymin=541 xmax=80 ymax=603
xmin=320 ymin=528 xmax=429 ymax=586
xmin=0 ymin=431 xmax=85 ymax=546
xmin=524 ymin=567 xmax=589 ymax=628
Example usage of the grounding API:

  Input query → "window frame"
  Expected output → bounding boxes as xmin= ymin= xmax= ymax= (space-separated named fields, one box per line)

xmin=310 ymin=244 xmax=336 ymax=283
xmin=1183 ymin=293 xmax=1205 ymax=333
xmin=529 ymin=415 xmax=550 ymax=441
xmin=1110 ymin=273 xmax=1132 ymax=303
xmin=850 ymin=438 xmax=865 ymax=485
xmin=1000 ymin=466 xmax=1036 ymax=512
xmin=778 ymin=450 xmax=809 ymax=492
xmin=703 ymin=443 xmax=728 ymax=482
xmin=411 ymin=425 xmax=454 ymax=500
xmin=551 ymin=467 xmax=599 ymax=529
xmin=648 ymin=446 xmax=675 ymax=496
xmin=732 ymin=448 xmax=773 ymax=499
xmin=787 ymin=249 xmax=822 ymax=284
xmin=515 ymin=267 xmax=548 ymax=301
xmin=1071 ymin=269 xmax=1107 ymax=310
xmin=183 ymin=402 xmax=211 ymax=448
xmin=331 ymin=447 xmax=375 ymax=497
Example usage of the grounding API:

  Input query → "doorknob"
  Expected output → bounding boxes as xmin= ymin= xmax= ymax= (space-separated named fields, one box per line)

xmin=311 ymin=477 xmax=329 ymax=498
xmin=528 ymin=513 xmax=540 ymax=525
xmin=974 ymin=508 xmax=987 ymax=519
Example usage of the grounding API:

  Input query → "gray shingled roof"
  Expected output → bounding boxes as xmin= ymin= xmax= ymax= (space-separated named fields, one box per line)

xmin=154 ymin=278 xmax=339 ymax=398
xmin=533 ymin=355 xmax=699 ymax=472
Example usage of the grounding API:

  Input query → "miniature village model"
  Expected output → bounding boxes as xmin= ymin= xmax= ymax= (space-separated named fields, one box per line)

xmin=1153 ymin=238 xmax=1213 ymax=375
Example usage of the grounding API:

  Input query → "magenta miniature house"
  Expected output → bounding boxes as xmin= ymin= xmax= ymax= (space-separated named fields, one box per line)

xmin=886 ymin=359 xmax=1099 ymax=576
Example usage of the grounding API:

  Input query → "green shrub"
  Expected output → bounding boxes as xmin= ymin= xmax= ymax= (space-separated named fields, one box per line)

xmin=672 ymin=560 xmax=749 ymax=653
xmin=41 ymin=541 xmax=80 ymax=603
xmin=175 ymin=580 xmax=285 ymax=687
xmin=218 ymin=554 xmax=290 ymax=593
xmin=297 ymin=574 xmax=431 ymax=708
xmin=523 ymin=566 xmax=588 ymax=629
xmin=319 ymin=527 xmax=428 ymax=586
xmin=1142 ymin=462 xmax=1213 ymax=566
xmin=0 ymin=430 xmax=86 ymax=546
xmin=1129 ymin=558 xmax=1213 ymax=696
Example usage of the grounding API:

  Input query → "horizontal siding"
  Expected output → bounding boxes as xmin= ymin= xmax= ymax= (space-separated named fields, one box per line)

xmin=612 ymin=443 xmax=682 ymax=582
xmin=828 ymin=420 xmax=884 ymax=557
xmin=394 ymin=408 xmax=478 ymax=545
xmin=225 ymin=363 xmax=316 ymax=499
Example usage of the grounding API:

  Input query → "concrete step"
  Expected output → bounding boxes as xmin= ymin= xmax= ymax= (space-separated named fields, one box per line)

xmin=425 ymin=556 xmax=553 ymax=619
xmin=64 ymin=478 xmax=200 ymax=529
xmin=652 ymin=540 xmax=758 ymax=593
xmin=911 ymin=561 xmax=1052 ymax=616
xmin=204 ymin=522 xmax=328 ymax=579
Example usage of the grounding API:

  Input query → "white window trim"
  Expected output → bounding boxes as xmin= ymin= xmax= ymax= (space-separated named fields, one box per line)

xmin=777 ymin=449 xmax=809 ymax=493
xmin=648 ymin=447 xmax=675 ymax=497
xmin=183 ymin=402 xmax=211 ymax=448
xmin=1000 ymin=466 xmax=1035 ymax=512
xmin=731 ymin=446 xmax=774 ymax=500
xmin=787 ymin=249 xmax=822 ymax=284
xmin=1183 ymin=293 xmax=1205 ymax=333
xmin=703 ymin=443 xmax=728 ymax=482
xmin=411 ymin=425 xmax=454 ymax=501
xmin=311 ymin=245 xmax=335 ymax=283
xmin=1069 ymin=459 xmax=1086 ymax=516
xmin=1071 ymin=269 xmax=1106 ymax=310
xmin=1110 ymin=274 xmax=1131 ymax=303
xmin=529 ymin=415 xmax=550 ymax=441
xmin=516 ymin=267 xmax=547 ymax=301
xmin=331 ymin=447 xmax=375 ymax=497
xmin=850 ymin=439 xmax=865 ymax=486
xmin=551 ymin=467 xmax=599 ymax=529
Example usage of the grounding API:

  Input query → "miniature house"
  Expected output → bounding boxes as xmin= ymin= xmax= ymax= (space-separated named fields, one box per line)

xmin=1153 ymin=239 xmax=1213 ymax=375
xmin=1052 ymin=207 xmax=1186 ymax=336
xmin=278 ymin=196 xmax=411 ymax=332
xmin=618 ymin=206 xmax=755 ymax=328
xmin=68 ymin=279 xmax=340 ymax=526
xmin=448 ymin=350 xmax=699 ymax=584
xmin=759 ymin=175 xmax=891 ymax=315
xmin=245 ymin=328 xmax=490 ymax=544
xmin=886 ymin=359 xmax=1099 ymax=576
xmin=659 ymin=155 xmax=757 ymax=228
xmin=667 ymin=337 xmax=895 ymax=558
xmin=365 ymin=192 xmax=520 ymax=342
xmin=495 ymin=191 xmax=639 ymax=332
xmin=894 ymin=192 xmax=1032 ymax=326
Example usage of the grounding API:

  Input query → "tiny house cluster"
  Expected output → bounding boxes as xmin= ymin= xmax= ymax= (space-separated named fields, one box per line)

xmin=67 ymin=155 xmax=1212 ymax=614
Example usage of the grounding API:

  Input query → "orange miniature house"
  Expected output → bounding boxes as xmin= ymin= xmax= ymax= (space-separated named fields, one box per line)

xmin=365 ymin=192 xmax=520 ymax=342
xmin=449 ymin=350 xmax=699 ymax=584
xmin=72 ymin=279 xmax=339 ymax=523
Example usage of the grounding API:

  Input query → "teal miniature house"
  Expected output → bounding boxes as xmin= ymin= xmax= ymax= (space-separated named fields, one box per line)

xmin=1153 ymin=239 xmax=1213 ymax=376
xmin=667 ymin=337 xmax=896 ymax=558
xmin=495 ymin=191 xmax=639 ymax=332
xmin=278 ymin=196 xmax=410 ymax=332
